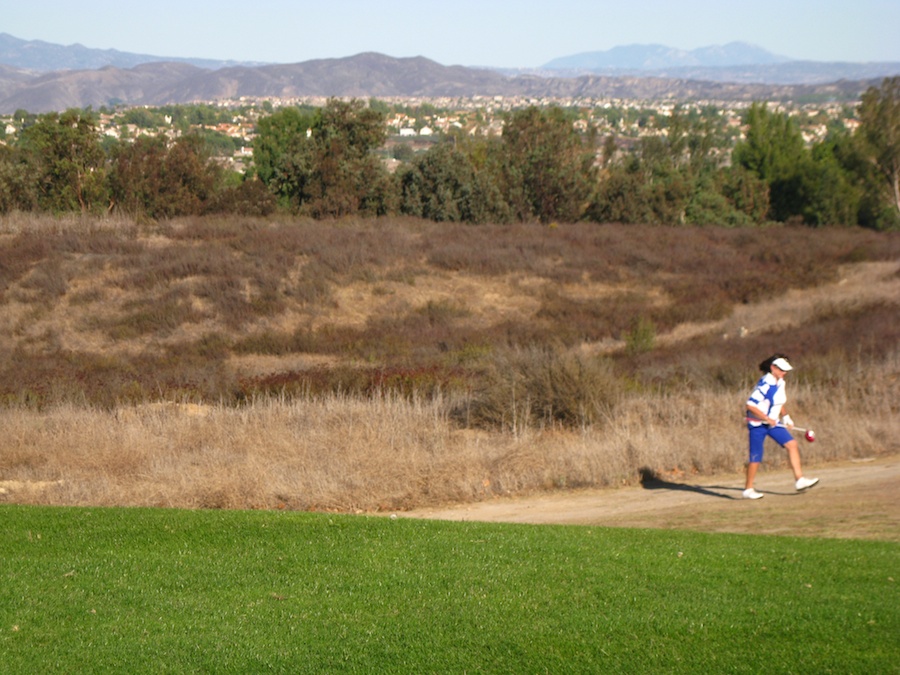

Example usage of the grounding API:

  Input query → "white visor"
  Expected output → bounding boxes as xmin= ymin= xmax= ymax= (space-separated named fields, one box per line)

xmin=772 ymin=357 xmax=793 ymax=371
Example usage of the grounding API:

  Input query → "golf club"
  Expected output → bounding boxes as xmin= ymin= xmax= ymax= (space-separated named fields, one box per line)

xmin=744 ymin=418 xmax=816 ymax=442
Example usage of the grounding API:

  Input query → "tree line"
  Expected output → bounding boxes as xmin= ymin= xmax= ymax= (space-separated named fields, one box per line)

xmin=1 ymin=78 xmax=898 ymax=229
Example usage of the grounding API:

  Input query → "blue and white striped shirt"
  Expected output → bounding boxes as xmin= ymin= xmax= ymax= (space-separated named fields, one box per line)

xmin=747 ymin=372 xmax=787 ymax=426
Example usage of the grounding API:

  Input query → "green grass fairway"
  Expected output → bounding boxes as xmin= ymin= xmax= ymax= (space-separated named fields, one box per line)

xmin=1 ymin=505 xmax=897 ymax=673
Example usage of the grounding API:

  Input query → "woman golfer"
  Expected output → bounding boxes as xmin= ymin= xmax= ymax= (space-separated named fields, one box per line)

xmin=743 ymin=354 xmax=819 ymax=499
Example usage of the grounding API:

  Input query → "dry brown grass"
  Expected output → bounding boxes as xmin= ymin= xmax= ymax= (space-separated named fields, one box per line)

xmin=1 ymin=351 xmax=897 ymax=512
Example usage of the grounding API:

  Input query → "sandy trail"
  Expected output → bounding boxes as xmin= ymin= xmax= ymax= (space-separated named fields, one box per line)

xmin=404 ymin=455 xmax=900 ymax=541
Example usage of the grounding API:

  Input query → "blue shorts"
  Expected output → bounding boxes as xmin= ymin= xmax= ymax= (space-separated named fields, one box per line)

xmin=748 ymin=424 xmax=794 ymax=463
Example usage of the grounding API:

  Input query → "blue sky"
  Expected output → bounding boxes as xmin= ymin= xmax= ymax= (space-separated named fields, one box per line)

xmin=4 ymin=0 xmax=898 ymax=67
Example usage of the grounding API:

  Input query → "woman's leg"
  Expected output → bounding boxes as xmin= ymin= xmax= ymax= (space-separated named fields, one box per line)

xmin=745 ymin=461 xmax=760 ymax=489
xmin=746 ymin=426 xmax=766 ymax=490
xmin=785 ymin=439 xmax=803 ymax=480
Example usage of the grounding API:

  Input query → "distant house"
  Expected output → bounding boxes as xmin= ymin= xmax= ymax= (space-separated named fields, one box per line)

xmin=399 ymin=128 xmax=416 ymax=137
xmin=418 ymin=127 xmax=433 ymax=136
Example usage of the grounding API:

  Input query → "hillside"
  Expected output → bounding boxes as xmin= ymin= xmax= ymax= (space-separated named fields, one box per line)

xmin=0 ymin=51 xmax=888 ymax=114
xmin=1 ymin=215 xmax=898 ymax=407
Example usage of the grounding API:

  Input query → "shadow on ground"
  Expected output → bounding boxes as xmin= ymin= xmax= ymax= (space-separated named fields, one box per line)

xmin=637 ymin=467 xmax=801 ymax=500
xmin=640 ymin=466 xmax=768 ymax=499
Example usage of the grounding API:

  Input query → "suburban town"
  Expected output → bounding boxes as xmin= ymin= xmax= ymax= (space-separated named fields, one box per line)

xmin=0 ymin=93 xmax=862 ymax=174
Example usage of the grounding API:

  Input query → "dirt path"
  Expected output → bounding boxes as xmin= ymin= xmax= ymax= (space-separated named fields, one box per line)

xmin=404 ymin=455 xmax=900 ymax=541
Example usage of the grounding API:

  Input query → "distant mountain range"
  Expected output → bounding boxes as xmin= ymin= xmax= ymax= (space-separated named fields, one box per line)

xmin=543 ymin=42 xmax=793 ymax=70
xmin=0 ymin=33 xmax=258 ymax=72
xmin=0 ymin=33 xmax=897 ymax=114
xmin=536 ymin=42 xmax=900 ymax=85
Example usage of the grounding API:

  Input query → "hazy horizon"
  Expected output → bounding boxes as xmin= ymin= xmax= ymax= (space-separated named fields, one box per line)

xmin=4 ymin=0 xmax=898 ymax=69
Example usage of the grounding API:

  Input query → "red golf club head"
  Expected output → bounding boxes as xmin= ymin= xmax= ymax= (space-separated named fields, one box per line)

xmin=804 ymin=429 xmax=816 ymax=442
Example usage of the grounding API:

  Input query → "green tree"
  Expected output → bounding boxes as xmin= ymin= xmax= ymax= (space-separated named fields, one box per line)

xmin=684 ymin=169 xmax=767 ymax=227
xmin=253 ymin=99 xmax=392 ymax=217
xmin=680 ymin=107 xmax=767 ymax=226
xmin=589 ymin=158 xmax=654 ymax=224
xmin=17 ymin=109 xmax=108 ymax=214
xmin=591 ymin=108 xmax=748 ymax=226
xmin=120 ymin=108 xmax=166 ymax=129
xmin=158 ymin=103 xmax=231 ymax=130
xmin=109 ymin=136 xmax=162 ymax=216
xmin=209 ymin=176 xmax=278 ymax=217
xmin=304 ymin=99 xmax=391 ymax=217
xmin=796 ymin=139 xmax=862 ymax=226
xmin=13 ymin=109 xmax=37 ymax=128
xmin=500 ymin=106 xmax=597 ymax=223
xmin=826 ymin=127 xmax=888 ymax=229
xmin=732 ymin=102 xmax=809 ymax=222
xmin=398 ymin=141 xmax=508 ymax=223
xmin=192 ymin=128 xmax=241 ymax=156
xmin=391 ymin=143 xmax=416 ymax=162
xmin=0 ymin=144 xmax=40 ymax=213
xmin=717 ymin=166 xmax=770 ymax=224
xmin=857 ymin=77 xmax=900 ymax=228
xmin=108 ymin=134 xmax=222 ymax=218
xmin=253 ymin=106 xmax=316 ymax=209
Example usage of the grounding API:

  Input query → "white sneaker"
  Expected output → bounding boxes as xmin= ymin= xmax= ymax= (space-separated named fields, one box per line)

xmin=795 ymin=477 xmax=819 ymax=491
xmin=742 ymin=488 xmax=764 ymax=500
